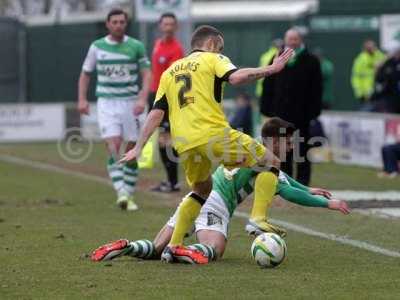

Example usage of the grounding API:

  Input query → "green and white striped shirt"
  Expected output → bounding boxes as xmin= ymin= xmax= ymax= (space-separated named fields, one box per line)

xmin=82 ymin=35 xmax=150 ymax=100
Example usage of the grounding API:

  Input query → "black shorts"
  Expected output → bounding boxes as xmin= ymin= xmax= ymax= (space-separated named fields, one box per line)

xmin=148 ymin=91 xmax=170 ymax=132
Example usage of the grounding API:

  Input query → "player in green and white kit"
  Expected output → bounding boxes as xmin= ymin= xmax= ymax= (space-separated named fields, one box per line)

xmin=78 ymin=9 xmax=151 ymax=211
xmin=91 ymin=117 xmax=350 ymax=263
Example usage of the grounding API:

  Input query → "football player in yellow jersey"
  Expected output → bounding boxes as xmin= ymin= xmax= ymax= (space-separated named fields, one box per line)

xmin=121 ymin=25 xmax=294 ymax=264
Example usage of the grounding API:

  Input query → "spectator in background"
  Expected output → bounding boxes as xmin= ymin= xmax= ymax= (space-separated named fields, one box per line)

xmin=370 ymin=46 xmax=400 ymax=114
xmin=260 ymin=27 xmax=322 ymax=185
xmin=255 ymin=39 xmax=284 ymax=98
xmin=314 ymin=48 xmax=334 ymax=109
xmin=149 ymin=12 xmax=184 ymax=193
xmin=378 ymin=142 xmax=400 ymax=178
xmin=229 ymin=92 xmax=253 ymax=136
xmin=351 ymin=40 xmax=386 ymax=109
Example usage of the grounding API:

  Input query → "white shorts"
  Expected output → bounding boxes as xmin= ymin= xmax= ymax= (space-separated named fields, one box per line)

xmin=97 ymin=98 xmax=145 ymax=141
xmin=167 ymin=191 xmax=231 ymax=238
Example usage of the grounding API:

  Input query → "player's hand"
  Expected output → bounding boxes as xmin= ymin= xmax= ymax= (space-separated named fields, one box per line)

xmin=133 ymin=90 xmax=147 ymax=116
xmin=77 ymin=99 xmax=90 ymax=115
xmin=119 ymin=146 xmax=141 ymax=163
xmin=262 ymin=148 xmax=281 ymax=170
xmin=309 ymin=187 xmax=332 ymax=199
xmin=270 ymin=48 xmax=294 ymax=74
xmin=133 ymin=100 xmax=146 ymax=116
xmin=271 ymin=156 xmax=281 ymax=169
xmin=328 ymin=199 xmax=351 ymax=215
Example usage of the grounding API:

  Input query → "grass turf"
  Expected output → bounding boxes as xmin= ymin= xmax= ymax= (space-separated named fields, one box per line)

xmin=1 ymin=143 xmax=400 ymax=299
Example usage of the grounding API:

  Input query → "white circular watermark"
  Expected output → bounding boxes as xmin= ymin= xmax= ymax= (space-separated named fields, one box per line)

xmin=57 ymin=127 xmax=93 ymax=163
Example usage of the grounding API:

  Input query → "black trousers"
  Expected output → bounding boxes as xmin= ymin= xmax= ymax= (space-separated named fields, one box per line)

xmin=382 ymin=143 xmax=400 ymax=173
xmin=281 ymin=126 xmax=311 ymax=185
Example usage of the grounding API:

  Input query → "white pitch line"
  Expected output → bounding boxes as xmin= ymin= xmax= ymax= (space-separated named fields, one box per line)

xmin=1 ymin=154 xmax=400 ymax=259
xmin=235 ymin=211 xmax=400 ymax=258
xmin=0 ymin=154 xmax=111 ymax=186
xmin=330 ymin=190 xmax=400 ymax=201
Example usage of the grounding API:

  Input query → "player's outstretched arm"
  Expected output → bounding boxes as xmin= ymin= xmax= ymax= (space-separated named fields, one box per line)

xmin=120 ymin=109 xmax=164 ymax=163
xmin=309 ymin=187 xmax=332 ymax=199
xmin=228 ymin=48 xmax=294 ymax=86
xmin=279 ymin=185 xmax=350 ymax=215
xmin=285 ymin=173 xmax=332 ymax=199
xmin=284 ymin=173 xmax=310 ymax=192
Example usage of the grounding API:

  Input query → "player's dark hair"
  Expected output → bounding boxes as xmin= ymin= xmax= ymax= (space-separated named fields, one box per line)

xmin=107 ymin=8 xmax=129 ymax=21
xmin=261 ymin=117 xmax=296 ymax=138
xmin=191 ymin=25 xmax=223 ymax=49
xmin=159 ymin=12 xmax=177 ymax=23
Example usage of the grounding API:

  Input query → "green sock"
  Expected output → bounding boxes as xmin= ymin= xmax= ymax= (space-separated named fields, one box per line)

xmin=127 ymin=239 xmax=155 ymax=259
xmin=107 ymin=157 xmax=124 ymax=196
xmin=123 ymin=160 xmax=138 ymax=196
xmin=189 ymin=243 xmax=217 ymax=261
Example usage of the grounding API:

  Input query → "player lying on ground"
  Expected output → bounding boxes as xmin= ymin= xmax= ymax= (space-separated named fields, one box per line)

xmin=91 ymin=118 xmax=350 ymax=263
xmin=119 ymin=24 xmax=294 ymax=264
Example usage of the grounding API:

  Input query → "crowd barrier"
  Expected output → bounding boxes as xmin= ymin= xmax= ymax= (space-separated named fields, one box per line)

xmin=0 ymin=103 xmax=65 ymax=142
xmin=320 ymin=111 xmax=400 ymax=168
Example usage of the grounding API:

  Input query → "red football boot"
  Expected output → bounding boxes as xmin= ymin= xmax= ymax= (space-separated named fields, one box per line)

xmin=91 ymin=239 xmax=130 ymax=262
xmin=161 ymin=245 xmax=209 ymax=264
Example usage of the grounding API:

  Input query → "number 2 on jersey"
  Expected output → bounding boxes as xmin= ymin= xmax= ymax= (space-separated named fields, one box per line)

xmin=175 ymin=74 xmax=194 ymax=108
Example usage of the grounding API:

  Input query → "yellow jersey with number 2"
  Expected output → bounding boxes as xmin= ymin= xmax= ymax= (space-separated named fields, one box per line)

xmin=153 ymin=50 xmax=238 ymax=153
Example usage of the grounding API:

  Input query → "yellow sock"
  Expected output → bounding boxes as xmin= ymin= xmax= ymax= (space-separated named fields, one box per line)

xmin=250 ymin=171 xmax=278 ymax=220
xmin=170 ymin=194 xmax=203 ymax=246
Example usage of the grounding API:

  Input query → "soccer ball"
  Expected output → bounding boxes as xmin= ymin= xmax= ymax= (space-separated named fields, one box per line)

xmin=251 ymin=233 xmax=287 ymax=268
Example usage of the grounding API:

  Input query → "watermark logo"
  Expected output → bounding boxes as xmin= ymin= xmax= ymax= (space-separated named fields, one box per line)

xmin=56 ymin=126 xmax=328 ymax=167
xmin=57 ymin=127 xmax=93 ymax=163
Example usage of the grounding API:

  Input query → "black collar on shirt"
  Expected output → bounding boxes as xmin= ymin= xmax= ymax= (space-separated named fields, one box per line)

xmin=190 ymin=49 xmax=205 ymax=54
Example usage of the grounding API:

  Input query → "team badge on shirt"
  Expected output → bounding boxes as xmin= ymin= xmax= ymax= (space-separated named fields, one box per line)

xmin=207 ymin=212 xmax=223 ymax=226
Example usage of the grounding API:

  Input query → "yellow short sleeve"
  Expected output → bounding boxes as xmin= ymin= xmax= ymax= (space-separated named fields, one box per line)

xmin=214 ymin=54 xmax=237 ymax=80
xmin=155 ymin=73 xmax=167 ymax=102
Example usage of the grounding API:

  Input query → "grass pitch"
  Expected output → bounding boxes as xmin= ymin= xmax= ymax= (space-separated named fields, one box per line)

xmin=1 ymin=143 xmax=400 ymax=299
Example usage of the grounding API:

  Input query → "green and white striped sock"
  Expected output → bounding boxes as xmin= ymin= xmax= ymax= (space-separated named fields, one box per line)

xmin=127 ymin=239 xmax=155 ymax=259
xmin=123 ymin=160 xmax=138 ymax=196
xmin=188 ymin=243 xmax=217 ymax=261
xmin=107 ymin=157 xmax=125 ymax=196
